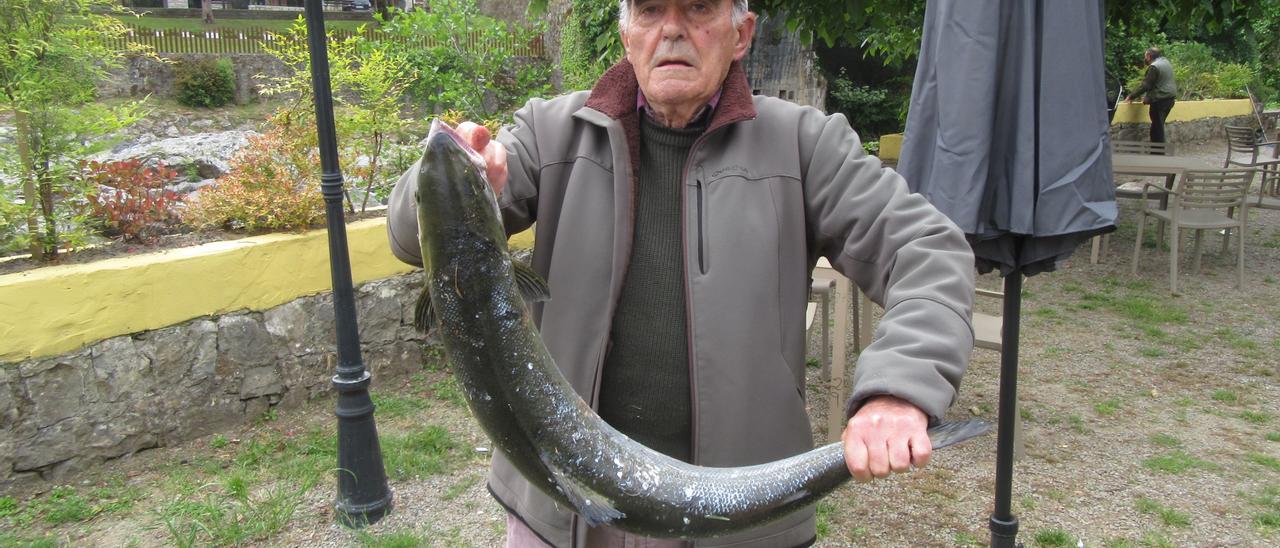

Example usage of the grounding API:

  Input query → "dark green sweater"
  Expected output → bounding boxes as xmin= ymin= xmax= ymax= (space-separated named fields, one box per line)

xmin=596 ymin=114 xmax=703 ymax=463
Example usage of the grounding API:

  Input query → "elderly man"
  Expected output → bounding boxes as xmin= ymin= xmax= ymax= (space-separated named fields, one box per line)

xmin=387 ymin=1 xmax=975 ymax=546
xmin=1125 ymin=47 xmax=1177 ymax=144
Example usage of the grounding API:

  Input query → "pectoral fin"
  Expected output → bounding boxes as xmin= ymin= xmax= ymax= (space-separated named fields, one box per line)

xmin=512 ymin=262 xmax=551 ymax=304
xmin=413 ymin=288 xmax=436 ymax=333
xmin=546 ymin=464 xmax=624 ymax=527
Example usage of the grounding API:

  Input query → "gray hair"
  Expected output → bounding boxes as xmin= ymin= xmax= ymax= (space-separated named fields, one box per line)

xmin=1145 ymin=47 xmax=1163 ymax=59
xmin=618 ymin=0 xmax=749 ymax=28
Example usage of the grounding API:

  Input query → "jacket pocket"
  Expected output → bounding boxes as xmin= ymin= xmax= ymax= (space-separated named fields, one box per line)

xmin=695 ymin=178 xmax=708 ymax=274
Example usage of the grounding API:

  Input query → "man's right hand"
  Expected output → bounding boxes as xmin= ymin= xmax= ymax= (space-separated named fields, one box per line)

xmin=455 ymin=122 xmax=509 ymax=197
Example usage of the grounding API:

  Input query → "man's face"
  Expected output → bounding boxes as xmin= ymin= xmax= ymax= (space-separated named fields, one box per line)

xmin=621 ymin=0 xmax=755 ymax=115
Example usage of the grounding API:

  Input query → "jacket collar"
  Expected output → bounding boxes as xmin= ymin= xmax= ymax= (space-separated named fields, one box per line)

xmin=584 ymin=58 xmax=756 ymax=132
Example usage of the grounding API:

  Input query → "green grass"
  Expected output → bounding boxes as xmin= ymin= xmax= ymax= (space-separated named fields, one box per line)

xmin=1248 ymin=485 xmax=1280 ymax=532
xmin=158 ymin=476 xmax=316 ymax=547
xmin=953 ymin=531 xmax=983 ymax=546
xmin=382 ymin=426 xmax=465 ymax=481
xmin=429 ymin=377 xmax=466 ymax=407
xmin=1033 ymin=528 xmax=1076 ymax=547
xmin=1212 ymin=389 xmax=1239 ymax=403
xmin=1247 ymin=453 xmax=1280 ymax=472
xmin=1266 ymin=432 xmax=1280 ymax=442
xmin=1095 ymin=397 xmax=1122 ymax=417
xmin=1136 ymin=496 xmax=1190 ymax=527
xmin=815 ymin=500 xmax=836 ymax=538
xmin=357 ymin=529 xmax=436 ymax=548
xmin=211 ymin=434 xmax=230 ymax=449
xmin=1139 ymin=530 xmax=1177 ymax=547
xmin=1242 ymin=410 xmax=1273 ymax=424
xmin=0 ymin=532 xmax=59 ymax=548
xmin=372 ymin=393 xmax=432 ymax=419
xmin=1150 ymin=433 xmax=1181 ymax=448
xmin=1142 ymin=451 xmax=1218 ymax=474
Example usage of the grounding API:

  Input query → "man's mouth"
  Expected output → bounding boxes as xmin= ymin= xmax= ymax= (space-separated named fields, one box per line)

xmin=656 ymin=59 xmax=694 ymax=68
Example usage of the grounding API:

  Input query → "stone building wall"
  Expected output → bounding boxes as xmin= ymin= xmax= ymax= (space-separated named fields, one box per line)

xmin=742 ymin=13 xmax=827 ymax=110
xmin=0 ymin=273 xmax=428 ymax=494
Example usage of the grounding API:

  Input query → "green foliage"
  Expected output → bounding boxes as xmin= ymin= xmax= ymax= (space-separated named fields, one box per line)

xmin=174 ymin=57 xmax=236 ymax=108
xmin=262 ymin=18 xmax=422 ymax=212
xmin=0 ymin=0 xmax=151 ymax=261
xmin=82 ymin=159 xmax=182 ymax=243
xmin=185 ymin=127 xmax=324 ymax=232
xmin=826 ymin=69 xmax=903 ymax=140
xmin=378 ymin=2 xmax=552 ymax=119
xmin=561 ymin=0 xmax=622 ymax=90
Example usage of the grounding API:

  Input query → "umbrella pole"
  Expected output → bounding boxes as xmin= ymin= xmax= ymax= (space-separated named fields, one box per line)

xmin=303 ymin=0 xmax=393 ymax=527
xmin=989 ymin=269 xmax=1022 ymax=547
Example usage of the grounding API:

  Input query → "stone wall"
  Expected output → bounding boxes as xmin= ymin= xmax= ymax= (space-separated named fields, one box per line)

xmin=1111 ymin=114 xmax=1255 ymax=146
xmin=743 ymin=12 xmax=827 ymax=109
xmin=98 ymin=53 xmax=292 ymax=105
xmin=0 ymin=273 xmax=427 ymax=494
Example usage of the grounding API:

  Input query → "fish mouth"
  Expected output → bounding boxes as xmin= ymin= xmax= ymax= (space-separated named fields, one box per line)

xmin=427 ymin=119 xmax=486 ymax=171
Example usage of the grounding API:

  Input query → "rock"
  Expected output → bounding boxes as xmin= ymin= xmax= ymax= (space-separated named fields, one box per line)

xmin=135 ymin=320 xmax=217 ymax=389
xmin=91 ymin=337 xmax=153 ymax=403
xmin=217 ymin=314 xmax=277 ymax=373
xmin=89 ymin=130 xmax=257 ymax=183
xmin=14 ymin=417 xmax=91 ymax=470
xmin=24 ymin=362 xmax=93 ymax=428
xmin=357 ymin=282 xmax=404 ymax=345
xmin=168 ymin=179 xmax=217 ymax=195
xmin=240 ymin=366 xmax=282 ymax=399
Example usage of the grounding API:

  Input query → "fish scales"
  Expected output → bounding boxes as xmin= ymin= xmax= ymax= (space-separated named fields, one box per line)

xmin=413 ymin=120 xmax=989 ymax=538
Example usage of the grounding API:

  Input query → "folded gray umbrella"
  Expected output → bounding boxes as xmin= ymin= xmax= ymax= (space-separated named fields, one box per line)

xmin=895 ymin=1 xmax=1118 ymax=545
xmin=897 ymin=0 xmax=1116 ymax=276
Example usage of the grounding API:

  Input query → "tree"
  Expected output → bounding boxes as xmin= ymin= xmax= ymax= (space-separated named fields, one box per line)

xmin=0 ymin=0 xmax=147 ymax=260
xmin=202 ymin=0 xmax=214 ymax=25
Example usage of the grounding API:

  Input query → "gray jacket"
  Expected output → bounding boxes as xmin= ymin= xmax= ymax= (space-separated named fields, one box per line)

xmin=387 ymin=60 xmax=975 ymax=547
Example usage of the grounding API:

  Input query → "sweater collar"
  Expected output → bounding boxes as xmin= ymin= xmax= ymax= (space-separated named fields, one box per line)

xmin=584 ymin=58 xmax=756 ymax=132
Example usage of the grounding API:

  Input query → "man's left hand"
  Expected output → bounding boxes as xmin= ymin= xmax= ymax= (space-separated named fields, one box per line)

xmin=841 ymin=395 xmax=930 ymax=481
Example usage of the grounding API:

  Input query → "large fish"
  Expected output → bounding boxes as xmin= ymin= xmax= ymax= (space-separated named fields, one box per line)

xmin=412 ymin=120 xmax=990 ymax=538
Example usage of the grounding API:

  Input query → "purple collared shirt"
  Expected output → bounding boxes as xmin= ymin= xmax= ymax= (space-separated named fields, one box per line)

xmin=637 ymin=89 xmax=723 ymax=122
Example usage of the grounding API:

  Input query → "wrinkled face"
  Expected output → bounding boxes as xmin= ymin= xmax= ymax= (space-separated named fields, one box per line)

xmin=621 ymin=0 xmax=754 ymax=115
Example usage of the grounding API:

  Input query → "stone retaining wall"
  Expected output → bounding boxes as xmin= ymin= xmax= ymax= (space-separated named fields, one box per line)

xmin=0 ymin=273 xmax=426 ymax=494
xmin=98 ymin=53 xmax=292 ymax=105
xmin=1111 ymin=114 xmax=1254 ymax=146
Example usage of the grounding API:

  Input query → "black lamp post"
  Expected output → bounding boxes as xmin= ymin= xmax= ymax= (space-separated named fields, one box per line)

xmin=302 ymin=0 xmax=393 ymax=527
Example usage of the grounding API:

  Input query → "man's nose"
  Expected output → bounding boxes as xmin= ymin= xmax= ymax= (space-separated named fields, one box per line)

xmin=660 ymin=8 xmax=688 ymax=40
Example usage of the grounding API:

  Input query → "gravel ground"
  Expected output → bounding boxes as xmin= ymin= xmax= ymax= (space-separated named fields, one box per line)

xmin=9 ymin=139 xmax=1280 ymax=547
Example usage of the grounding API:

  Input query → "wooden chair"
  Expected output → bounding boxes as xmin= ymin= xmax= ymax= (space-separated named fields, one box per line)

xmin=1224 ymin=125 xmax=1279 ymax=169
xmin=1131 ymin=168 xmax=1254 ymax=293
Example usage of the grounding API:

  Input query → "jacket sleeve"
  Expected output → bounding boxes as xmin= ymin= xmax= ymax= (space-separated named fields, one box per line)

xmin=1127 ymin=65 xmax=1157 ymax=100
xmin=798 ymin=109 xmax=976 ymax=423
xmin=385 ymin=102 xmax=546 ymax=266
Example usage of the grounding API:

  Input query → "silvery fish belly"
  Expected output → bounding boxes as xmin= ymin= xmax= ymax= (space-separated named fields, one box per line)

xmin=411 ymin=119 xmax=991 ymax=538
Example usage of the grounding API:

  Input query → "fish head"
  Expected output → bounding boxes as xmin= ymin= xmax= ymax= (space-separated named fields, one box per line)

xmin=415 ymin=119 xmax=506 ymax=266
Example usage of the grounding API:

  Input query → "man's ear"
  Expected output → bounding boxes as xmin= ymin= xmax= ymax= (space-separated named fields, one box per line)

xmin=733 ymin=12 xmax=757 ymax=61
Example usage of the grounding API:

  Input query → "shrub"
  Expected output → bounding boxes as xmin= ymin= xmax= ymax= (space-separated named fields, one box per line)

xmin=83 ymin=159 xmax=182 ymax=243
xmin=826 ymin=69 xmax=904 ymax=140
xmin=185 ymin=127 xmax=324 ymax=232
xmin=174 ymin=57 xmax=236 ymax=108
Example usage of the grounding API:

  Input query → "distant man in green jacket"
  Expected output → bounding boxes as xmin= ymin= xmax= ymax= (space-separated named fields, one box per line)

xmin=1125 ymin=47 xmax=1178 ymax=144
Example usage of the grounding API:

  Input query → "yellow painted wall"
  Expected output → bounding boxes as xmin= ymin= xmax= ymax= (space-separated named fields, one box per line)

xmin=0 ymin=219 xmax=535 ymax=363
xmin=1110 ymin=98 xmax=1252 ymax=124
xmin=879 ymin=133 xmax=903 ymax=163
xmin=876 ymin=99 xmax=1252 ymax=163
